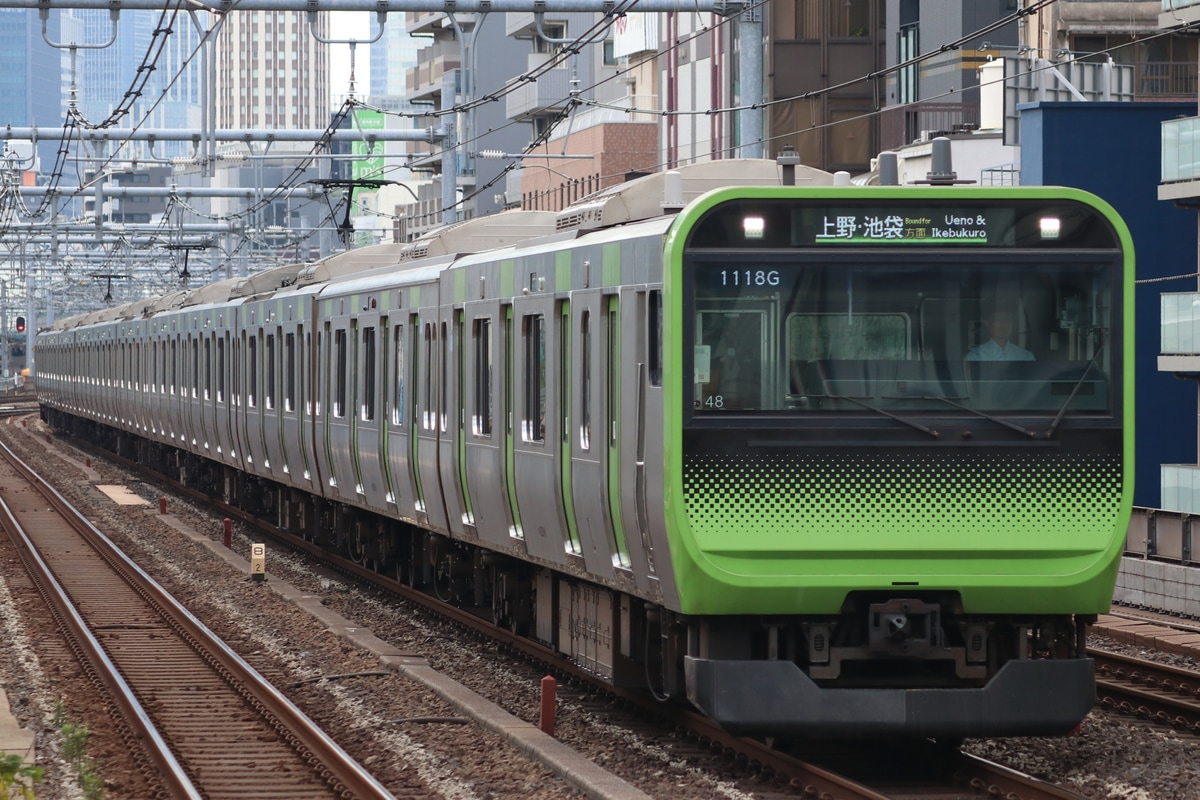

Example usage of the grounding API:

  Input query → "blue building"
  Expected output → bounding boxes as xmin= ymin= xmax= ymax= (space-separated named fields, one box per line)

xmin=1021 ymin=100 xmax=1199 ymax=510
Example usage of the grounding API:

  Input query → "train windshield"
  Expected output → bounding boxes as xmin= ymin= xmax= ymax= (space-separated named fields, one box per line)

xmin=687 ymin=258 xmax=1114 ymax=417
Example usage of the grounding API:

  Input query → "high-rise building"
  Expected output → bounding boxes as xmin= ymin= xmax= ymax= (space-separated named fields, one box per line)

xmin=215 ymin=10 xmax=329 ymax=130
xmin=369 ymin=16 xmax=421 ymax=110
xmin=0 ymin=9 xmax=63 ymax=175
xmin=395 ymin=10 xmax=529 ymax=238
xmin=67 ymin=9 xmax=203 ymax=158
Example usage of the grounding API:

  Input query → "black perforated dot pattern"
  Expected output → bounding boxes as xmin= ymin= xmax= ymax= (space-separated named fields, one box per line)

xmin=683 ymin=451 xmax=1123 ymax=534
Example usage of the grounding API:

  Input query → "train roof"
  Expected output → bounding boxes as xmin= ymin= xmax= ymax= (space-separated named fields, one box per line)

xmin=47 ymin=159 xmax=838 ymax=332
xmin=292 ymin=242 xmax=410 ymax=286
xmin=397 ymin=210 xmax=562 ymax=262
xmin=554 ymin=158 xmax=835 ymax=232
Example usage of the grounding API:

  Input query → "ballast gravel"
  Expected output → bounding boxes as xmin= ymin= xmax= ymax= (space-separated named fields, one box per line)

xmin=0 ymin=416 xmax=1198 ymax=799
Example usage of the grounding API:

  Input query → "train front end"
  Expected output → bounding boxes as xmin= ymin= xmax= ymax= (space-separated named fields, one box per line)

xmin=664 ymin=187 xmax=1133 ymax=738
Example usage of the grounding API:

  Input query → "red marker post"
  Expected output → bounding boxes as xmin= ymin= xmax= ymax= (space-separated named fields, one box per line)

xmin=539 ymin=675 xmax=556 ymax=736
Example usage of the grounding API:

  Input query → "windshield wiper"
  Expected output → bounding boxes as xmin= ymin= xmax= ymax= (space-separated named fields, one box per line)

xmin=1044 ymin=337 xmax=1107 ymax=439
xmin=918 ymin=396 xmax=1038 ymax=438
xmin=816 ymin=393 xmax=940 ymax=438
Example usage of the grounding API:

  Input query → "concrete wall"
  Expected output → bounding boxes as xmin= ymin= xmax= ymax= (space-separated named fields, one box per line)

xmin=1115 ymin=556 xmax=1200 ymax=616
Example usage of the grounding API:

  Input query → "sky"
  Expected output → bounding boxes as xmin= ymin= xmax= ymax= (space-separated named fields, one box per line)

xmin=328 ymin=12 xmax=372 ymax=97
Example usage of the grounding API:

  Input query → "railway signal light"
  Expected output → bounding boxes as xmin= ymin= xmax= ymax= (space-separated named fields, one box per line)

xmin=15 ymin=316 xmax=24 ymax=333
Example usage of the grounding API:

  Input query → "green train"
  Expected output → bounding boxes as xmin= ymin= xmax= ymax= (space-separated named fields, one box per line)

xmin=38 ymin=158 xmax=1133 ymax=739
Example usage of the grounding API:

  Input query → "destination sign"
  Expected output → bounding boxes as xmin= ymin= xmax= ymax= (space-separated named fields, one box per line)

xmin=794 ymin=207 xmax=1016 ymax=246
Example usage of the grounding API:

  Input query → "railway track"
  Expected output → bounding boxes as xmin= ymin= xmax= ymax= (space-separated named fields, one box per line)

xmin=0 ymin=435 xmax=394 ymax=799
xmin=1094 ymin=647 xmax=1200 ymax=733
xmin=34 ymin=418 xmax=1103 ymax=800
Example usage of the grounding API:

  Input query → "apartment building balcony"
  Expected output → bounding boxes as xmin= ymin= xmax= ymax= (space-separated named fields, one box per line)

xmin=1161 ymin=465 xmax=1200 ymax=514
xmin=1161 ymin=0 xmax=1200 ymax=28
xmin=407 ymin=53 xmax=461 ymax=105
xmin=1159 ymin=116 xmax=1200 ymax=201
xmin=406 ymin=10 xmax=452 ymax=36
xmin=506 ymin=54 xmax=572 ymax=121
xmin=1137 ymin=61 xmax=1197 ymax=99
xmin=1160 ymin=291 xmax=1200 ymax=512
xmin=1159 ymin=292 xmax=1200 ymax=372
xmin=879 ymin=102 xmax=980 ymax=152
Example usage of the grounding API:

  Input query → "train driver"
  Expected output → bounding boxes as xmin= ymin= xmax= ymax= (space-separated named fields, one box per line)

xmin=966 ymin=307 xmax=1035 ymax=362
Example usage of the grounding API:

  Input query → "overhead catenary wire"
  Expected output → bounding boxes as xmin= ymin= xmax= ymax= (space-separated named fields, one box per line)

xmin=10 ymin=0 xmax=1199 ymax=304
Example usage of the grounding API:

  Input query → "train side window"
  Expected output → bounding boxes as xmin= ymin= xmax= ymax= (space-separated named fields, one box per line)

xmin=334 ymin=328 xmax=348 ymax=418
xmin=607 ymin=299 xmax=618 ymax=446
xmin=440 ymin=322 xmax=449 ymax=433
xmin=247 ymin=334 xmax=258 ymax=408
xmin=265 ymin=333 xmax=276 ymax=410
xmin=217 ymin=337 xmax=226 ymax=403
xmin=422 ymin=323 xmax=434 ymax=430
xmin=204 ymin=338 xmax=212 ymax=401
xmin=391 ymin=325 xmax=404 ymax=426
xmin=649 ymin=290 xmax=662 ymax=387
xmin=284 ymin=332 xmax=296 ymax=412
xmin=232 ymin=335 xmax=240 ymax=406
xmin=580 ymin=310 xmax=591 ymax=451
xmin=522 ymin=313 xmax=546 ymax=443
xmin=560 ymin=302 xmax=570 ymax=445
xmin=362 ymin=326 xmax=376 ymax=422
xmin=170 ymin=340 xmax=177 ymax=395
xmin=190 ymin=338 xmax=198 ymax=398
xmin=504 ymin=311 xmax=513 ymax=438
xmin=473 ymin=318 xmax=492 ymax=436
xmin=305 ymin=329 xmax=313 ymax=416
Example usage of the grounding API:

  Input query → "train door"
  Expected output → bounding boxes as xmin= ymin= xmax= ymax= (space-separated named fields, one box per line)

xmin=610 ymin=289 xmax=669 ymax=590
xmin=168 ymin=325 xmax=182 ymax=444
xmin=462 ymin=300 xmax=512 ymax=548
xmin=198 ymin=328 xmax=215 ymax=455
xmin=323 ymin=313 xmax=359 ymax=502
xmin=185 ymin=327 xmax=200 ymax=449
xmin=132 ymin=329 xmax=144 ymax=430
xmin=436 ymin=306 xmax=469 ymax=537
xmin=234 ymin=324 xmax=249 ymax=470
xmin=280 ymin=313 xmax=312 ymax=488
xmin=304 ymin=323 xmax=323 ymax=493
xmin=511 ymin=293 xmax=570 ymax=565
xmin=503 ymin=306 xmax=523 ymax=540
xmin=260 ymin=326 xmax=283 ymax=479
xmin=315 ymin=320 xmax=333 ymax=494
xmin=414 ymin=305 xmax=450 ymax=533
xmin=220 ymin=327 xmax=241 ymax=468
xmin=602 ymin=294 xmax=635 ymax=577
xmin=384 ymin=312 xmax=420 ymax=522
xmin=355 ymin=307 xmax=388 ymax=510
xmin=240 ymin=325 xmax=261 ymax=474
xmin=163 ymin=327 xmax=174 ymax=444
xmin=568 ymin=290 xmax=616 ymax=579
xmin=146 ymin=329 xmax=158 ymax=438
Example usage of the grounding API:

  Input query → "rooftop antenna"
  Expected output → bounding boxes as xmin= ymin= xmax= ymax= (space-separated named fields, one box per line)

xmin=878 ymin=151 xmax=899 ymax=186
xmin=776 ymin=145 xmax=800 ymax=186
xmin=915 ymin=137 xmax=975 ymax=186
